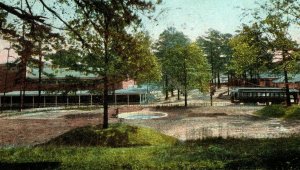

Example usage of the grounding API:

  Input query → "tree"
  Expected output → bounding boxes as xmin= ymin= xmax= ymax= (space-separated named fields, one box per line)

xmin=129 ymin=33 xmax=161 ymax=84
xmin=1 ymin=0 xmax=160 ymax=128
xmin=154 ymin=27 xmax=190 ymax=100
xmin=196 ymin=29 xmax=232 ymax=89
xmin=228 ymin=24 xmax=272 ymax=85
xmin=171 ymin=43 xmax=210 ymax=107
xmin=248 ymin=0 xmax=300 ymax=106
xmin=67 ymin=0 xmax=161 ymax=128
xmin=262 ymin=15 xmax=299 ymax=106
xmin=47 ymin=31 xmax=161 ymax=126
xmin=0 ymin=4 xmax=62 ymax=111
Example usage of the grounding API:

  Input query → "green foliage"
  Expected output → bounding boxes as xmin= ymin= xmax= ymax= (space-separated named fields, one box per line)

xmin=285 ymin=105 xmax=300 ymax=119
xmin=155 ymin=27 xmax=210 ymax=99
xmin=45 ymin=124 xmax=178 ymax=147
xmin=256 ymin=105 xmax=300 ymax=119
xmin=196 ymin=29 xmax=233 ymax=80
xmin=155 ymin=27 xmax=190 ymax=91
xmin=228 ymin=24 xmax=272 ymax=77
xmin=175 ymin=43 xmax=211 ymax=92
xmin=127 ymin=32 xmax=162 ymax=84
xmin=255 ymin=105 xmax=286 ymax=118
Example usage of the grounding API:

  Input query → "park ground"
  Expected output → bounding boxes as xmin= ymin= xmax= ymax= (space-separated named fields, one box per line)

xmin=0 ymin=87 xmax=300 ymax=146
xmin=1 ymin=88 xmax=300 ymax=169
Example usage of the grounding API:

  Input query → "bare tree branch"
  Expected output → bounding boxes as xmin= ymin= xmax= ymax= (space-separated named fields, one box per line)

xmin=38 ymin=0 xmax=90 ymax=48
xmin=0 ymin=2 xmax=46 ymax=23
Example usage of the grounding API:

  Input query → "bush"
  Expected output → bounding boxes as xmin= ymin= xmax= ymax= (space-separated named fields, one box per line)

xmin=285 ymin=105 xmax=300 ymax=119
xmin=255 ymin=105 xmax=286 ymax=118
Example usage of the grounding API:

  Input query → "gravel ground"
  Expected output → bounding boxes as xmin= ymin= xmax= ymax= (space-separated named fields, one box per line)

xmin=0 ymin=105 xmax=299 ymax=146
xmin=122 ymin=106 xmax=300 ymax=140
xmin=0 ymin=106 xmax=141 ymax=146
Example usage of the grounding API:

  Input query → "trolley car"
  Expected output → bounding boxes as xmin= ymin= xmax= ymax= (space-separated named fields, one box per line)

xmin=230 ymin=87 xmax=299 ymax=104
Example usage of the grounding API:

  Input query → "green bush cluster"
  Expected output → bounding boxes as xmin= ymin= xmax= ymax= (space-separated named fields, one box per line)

xmin=255 ymin=105 xmax=286 ymax=118
xmin=285 ymin=105 xmax=300 ymax=119
xmin=256 ymin=105 xmax=300 ymax=119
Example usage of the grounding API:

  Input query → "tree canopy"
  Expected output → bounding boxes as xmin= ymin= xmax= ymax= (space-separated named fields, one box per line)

xmin=196 ymin=29 xmax=232 ymax=88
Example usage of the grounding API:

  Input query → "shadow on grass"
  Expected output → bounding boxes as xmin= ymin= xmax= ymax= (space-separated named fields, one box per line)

xmin=0 ymin=162 xmax=60 ymax=170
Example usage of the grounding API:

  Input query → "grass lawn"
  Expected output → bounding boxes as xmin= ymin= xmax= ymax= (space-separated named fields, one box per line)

xmin=0 ymin=124 xmax=300 ymax=169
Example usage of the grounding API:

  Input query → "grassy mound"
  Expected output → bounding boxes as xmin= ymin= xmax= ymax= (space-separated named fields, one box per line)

xmin=45 ymin=124 xmax=177 ymax=147
xmin=256 ymin=105 xmax=300 ymax=119
xmin=255 ymin=105 xmax=286 ymax=118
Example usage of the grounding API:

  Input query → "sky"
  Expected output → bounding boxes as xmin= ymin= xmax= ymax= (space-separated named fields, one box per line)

xmin=1 ymin=0 xmax=300 ymax=63
xmin=141 ymin=0 xmax=261 ymax=41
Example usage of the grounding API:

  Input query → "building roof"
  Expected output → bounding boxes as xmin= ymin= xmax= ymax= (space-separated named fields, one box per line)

xmin=115 ymin=86 xmax=147 ymax=95
xmin=259 ymin=72 xmax=280 ymax=79
xmin=115 ymin=84 xmax=159 ymax=95
xmin=272 ymin=74 xmax=300 ymax=83
xmin=0 ymin=90 xmax=93 ymax=96
xmin=26 ymin=67 xmax=98 ymax=79
xmin=231 ymin=87 xmax=299 ymax=93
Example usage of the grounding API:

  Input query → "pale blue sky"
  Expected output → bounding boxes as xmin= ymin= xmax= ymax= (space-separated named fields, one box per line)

xmin=141 ymin=0 xmax=258 ymax=40
xmin=141 ymin=0 xmax=298 ymax=41
xmin=2 ymin=0 xmax=300 ymax=63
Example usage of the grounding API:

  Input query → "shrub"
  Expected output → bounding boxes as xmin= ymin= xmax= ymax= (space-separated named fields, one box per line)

xmin=255 ymin=105 xmax=286 ymax=118
xmin=285 ymin=105 xmax=300 ymax=119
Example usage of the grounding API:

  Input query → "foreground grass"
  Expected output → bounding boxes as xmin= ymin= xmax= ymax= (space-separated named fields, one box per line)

xmin=256 ymin=104 xmax=300 ymax=119
xmin=1 ymin=137 xmax=300 ymax=169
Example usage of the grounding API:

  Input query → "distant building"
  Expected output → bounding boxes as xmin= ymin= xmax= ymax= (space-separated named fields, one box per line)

xmin=0 ymin=63 xmax=142 ymax=109
xmin=258 ymin=73 xmax=280 ymax=87
xmin=0 ymin=63 xmax=135 ymax=93
xmin=272 ymin=74 xmax=300 ymax=90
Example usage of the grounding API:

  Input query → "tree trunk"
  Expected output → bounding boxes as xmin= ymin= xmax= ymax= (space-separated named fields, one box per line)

xmin=177 ymin=89 xmax=180 ymax=100
xmin=184 ymin=56 xmax=187 ymax=108
xmin=103 ymin=18 xmax=109 ymax=129
xmin=38 ymin=42 xmax=42 ymax=108
xmin=146 ymin=81 xmax=149 ymax=103
xmin=250 ymin=70 xmax=253 ymax=85
xmin=217 ymin=71 xmax=221 ymax=89
xmin=243 ymin=72 xmax=247 ymax=86
xmin=165 ymin=75 xmax=169 ymax=100
xmin=2 ymin=44 xmax=11 ymax=112
xmin=19 ymin=57 xmax=27 ymax=112
xmin=184 ymin=87 xmax=187 ymax=107
xmin=103 ymin=75 xmax=109 ymax=128
xmin=283 ymin=50 xmax=291 ymax=106
xmin=171 ymin=87 xmax=175 ymax=97
xmin=210 ymin=92 xmax=213 ymax=106
xmin=112 ymin=82 xmax=116 ymax=106
xmin=227 ymin=73 xmax=230 ymax=95
xmin=213 ymin=72 xmax=217 ymax=87
xmin=284 ymin=73 xmax=291 ymax=106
